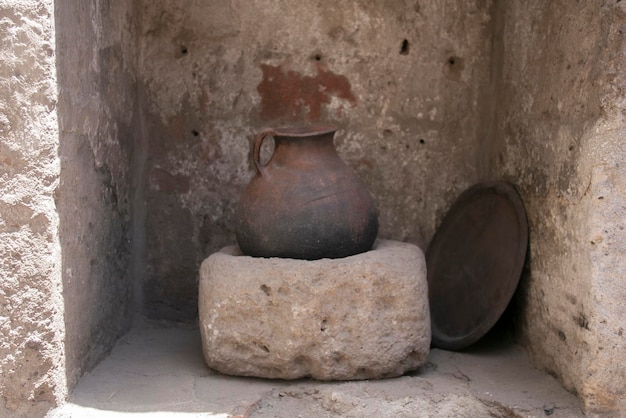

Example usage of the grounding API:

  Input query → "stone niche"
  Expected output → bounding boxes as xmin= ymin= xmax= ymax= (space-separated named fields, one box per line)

xmin=0 ymin=0 xmax=624 ymax=417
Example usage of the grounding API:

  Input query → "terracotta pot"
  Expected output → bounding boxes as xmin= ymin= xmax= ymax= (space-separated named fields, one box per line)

xmin=235 ymin=125 xmax=378 ymax=260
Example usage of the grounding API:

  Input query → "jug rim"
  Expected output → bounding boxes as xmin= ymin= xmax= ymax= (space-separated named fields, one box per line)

xmin=267 ymin=124 xmax=337 ymax=138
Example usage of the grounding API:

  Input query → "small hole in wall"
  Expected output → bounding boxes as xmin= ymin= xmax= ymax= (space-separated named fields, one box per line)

xmin=180 ymin=46 xmax=188 ymax=55
xmin=569 ymin=145 xmax=574 ymax=151
xmin=444 ymin=56 xmax=465 ymax=81
xmin=577 ymin=313 xmax=590 ymax=330
xmin=314 ymin=54 xmax=322 ymax=61
xmin=260 ymin=284 xmax=271 ymax=296
xmin=400 ymin=39 xmax=410 ymax=55
xmin=191 ymin=130 xmax=199 ymax=137
xmin=419 ymin=139 xmax=425 ymax=144
xmin=254 ymin=343 xmax=270 ymax=353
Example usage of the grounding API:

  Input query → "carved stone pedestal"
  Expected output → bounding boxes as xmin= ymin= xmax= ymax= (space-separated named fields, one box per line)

xmin=198 ymin=240 xmax=430 ymax=380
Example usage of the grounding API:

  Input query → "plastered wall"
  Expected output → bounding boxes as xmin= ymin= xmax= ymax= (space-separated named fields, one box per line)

xmin=136 ymin=0 xmax=494 ymax=320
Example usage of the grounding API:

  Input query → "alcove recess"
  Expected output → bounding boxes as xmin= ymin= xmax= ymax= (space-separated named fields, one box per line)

xmin=5 ymin=0 xmax=623 ymax=416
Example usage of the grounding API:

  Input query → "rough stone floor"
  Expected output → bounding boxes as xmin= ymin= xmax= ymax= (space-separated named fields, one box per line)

xmin=48 ymin=319 xmax=583 ymax=417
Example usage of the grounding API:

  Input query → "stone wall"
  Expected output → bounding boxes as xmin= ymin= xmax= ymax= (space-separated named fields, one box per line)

xmin=136 ymin=0 xmax=494 ymax=320
xmin=55 ymin=0 xmax=138 ymax=389
xmin=1 ymin=1 xmax=138 ymax=414
xmin=490 ymin=0 xmax=625 ymax=412
xmin=0 ymin=1 xmax=66 ymax=416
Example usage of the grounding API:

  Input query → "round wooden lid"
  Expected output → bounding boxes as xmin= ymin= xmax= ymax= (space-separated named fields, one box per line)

xmin=426 ymin=182 xmax=528 ymax=350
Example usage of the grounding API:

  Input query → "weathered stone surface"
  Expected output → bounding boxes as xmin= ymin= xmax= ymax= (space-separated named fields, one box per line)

xmin=486 ymin=1 xmax=626 ymax=413
xmin=199 ymin=240 xmax=430 ymax=380
xmin=1 ymin=1 xmax=138 ymax=416
xmin=0 ymin=1 xmax=66 ymax=417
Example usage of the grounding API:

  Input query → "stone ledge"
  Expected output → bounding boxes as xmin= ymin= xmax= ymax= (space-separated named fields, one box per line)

xmin=198 ymin=239 xmax=430 ymax=380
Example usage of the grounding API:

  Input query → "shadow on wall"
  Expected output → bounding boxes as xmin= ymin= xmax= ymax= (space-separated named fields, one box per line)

xmin=54 ymin=0 xmax=136 ymax=388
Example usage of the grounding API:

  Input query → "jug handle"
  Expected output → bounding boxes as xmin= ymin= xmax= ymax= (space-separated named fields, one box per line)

xmin=253 ymin=130 xmax=276 ymax=176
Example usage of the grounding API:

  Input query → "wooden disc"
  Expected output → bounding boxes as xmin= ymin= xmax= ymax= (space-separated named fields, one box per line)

xmin=426 ymin=182 xmax=528 ymax=350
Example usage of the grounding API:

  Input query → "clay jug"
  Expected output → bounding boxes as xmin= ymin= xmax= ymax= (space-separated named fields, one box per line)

xmin=235 ymin=125 xmax=378 ymax=260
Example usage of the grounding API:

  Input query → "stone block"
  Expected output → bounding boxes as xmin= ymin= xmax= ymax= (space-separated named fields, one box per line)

xmin=198 ymin=239 xmax=430 ymax=380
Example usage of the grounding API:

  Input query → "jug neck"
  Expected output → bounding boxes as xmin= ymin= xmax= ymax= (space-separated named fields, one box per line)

xmin=274 ymin=128 xmax=337 ymax=154
xmin=274 ymin=125 xmax=338 ymax=155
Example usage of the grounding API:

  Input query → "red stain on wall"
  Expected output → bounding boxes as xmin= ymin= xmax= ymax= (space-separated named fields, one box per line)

xmin=257 ymin=64 xmax=357 ymax=121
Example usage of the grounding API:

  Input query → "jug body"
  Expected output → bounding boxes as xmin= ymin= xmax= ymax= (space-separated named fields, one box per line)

xmin=235 ymin=125 xmax=378 ymax=260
